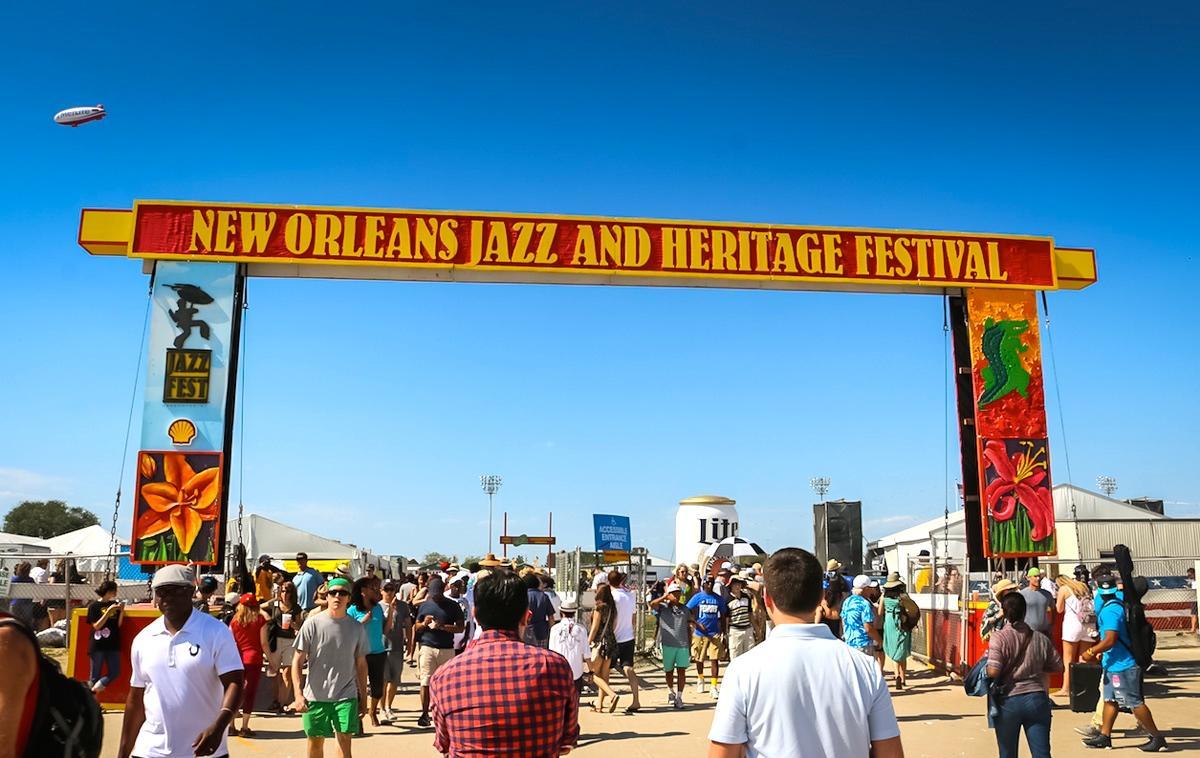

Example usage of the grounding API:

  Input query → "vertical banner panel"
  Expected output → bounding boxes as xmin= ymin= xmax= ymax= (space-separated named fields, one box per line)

xmin=132 ymin=262 xmax=239 ymax=565
xmin=965 ymin=289 xmax=1055 ymax=558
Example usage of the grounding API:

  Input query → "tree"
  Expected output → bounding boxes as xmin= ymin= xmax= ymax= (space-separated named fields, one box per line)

xmin=422 ymin=551 xmax=456 ymax=567
xmin=3 ymin=500 xmax=100 ymax=539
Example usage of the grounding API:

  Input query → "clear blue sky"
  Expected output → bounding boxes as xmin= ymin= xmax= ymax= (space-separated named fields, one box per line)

xmin=1 ymin=3 xmax=1197 ymax=561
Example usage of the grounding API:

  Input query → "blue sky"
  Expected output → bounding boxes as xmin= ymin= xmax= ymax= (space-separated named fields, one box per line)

xmin=1 ymin=3 xmax=1197 ymax=561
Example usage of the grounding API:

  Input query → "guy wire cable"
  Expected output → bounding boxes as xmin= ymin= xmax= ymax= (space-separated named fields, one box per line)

xmin=107 ymin=266 xmax=155 ymax=579
xmin=1040 ymin=291 xmax=1082 ymax=554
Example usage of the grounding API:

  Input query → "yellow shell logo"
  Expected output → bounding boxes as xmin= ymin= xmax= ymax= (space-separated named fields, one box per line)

xmin=168 ymin=418 xmax=197 ymax=446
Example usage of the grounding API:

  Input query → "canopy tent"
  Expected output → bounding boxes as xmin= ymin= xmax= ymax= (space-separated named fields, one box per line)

xmin=225 ymin=513 xmax=357 ymax=573
xmin=0 ymin=531 xmax=52 ymax=555
xmin=44 ymin=525 xmax=130 ymax=572
xmin=46 ymin=524 xmax=126 ymax=554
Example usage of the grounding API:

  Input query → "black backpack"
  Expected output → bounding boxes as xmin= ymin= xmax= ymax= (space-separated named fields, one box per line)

xmin=1108 ymin=544 xmax=1158 ymax=670
xmin=1099 ymin=595 xmax=1156 ymax=670
xmin=0 ymin=617 xmax=103 ymax=758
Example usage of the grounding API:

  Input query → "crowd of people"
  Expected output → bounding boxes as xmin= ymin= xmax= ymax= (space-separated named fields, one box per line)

xmin=0 ymin=546 xmax=1191 ymax=757
xmin=979 ymin=564 xmax=1168 ymax=753
xmin=6 ymin=556 xmax=87 ymax=628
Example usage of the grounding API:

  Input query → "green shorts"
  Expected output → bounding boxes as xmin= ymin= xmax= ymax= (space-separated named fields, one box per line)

xmin=662 ymin=644 xmax=691 ymax=671
xmin=303 ymin=698 xmax=360 ymax=738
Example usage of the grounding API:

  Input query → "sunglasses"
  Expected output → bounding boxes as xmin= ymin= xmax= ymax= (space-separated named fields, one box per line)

xmin=327 ymin=589 xmax=350 ymax=597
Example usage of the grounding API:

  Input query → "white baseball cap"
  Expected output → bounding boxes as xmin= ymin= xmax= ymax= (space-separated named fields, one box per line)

xmin=853 ymin=574 xmax=878 ymax=590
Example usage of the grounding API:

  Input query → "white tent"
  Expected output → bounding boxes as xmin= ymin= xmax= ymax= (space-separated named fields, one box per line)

xmin=224 ymin=513 xmax=357 ymax=565
xmin=0 ymin=531 xmax=52 ymax=556
xmin=44 ymin=525 xmax=129 ymax=572
xmin=45 ymin=524 xmax=126 ymax=555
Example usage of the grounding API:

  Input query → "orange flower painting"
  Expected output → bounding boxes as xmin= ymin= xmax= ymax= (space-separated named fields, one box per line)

xmin=133 ymin=451 xmax=222 ymax=564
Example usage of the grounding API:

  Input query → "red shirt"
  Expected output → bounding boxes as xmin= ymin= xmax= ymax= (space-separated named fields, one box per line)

xmin=230 ymin=615 xmax=266 ymax=665
xmin=430 ymin=629 xmax=579 ymax=757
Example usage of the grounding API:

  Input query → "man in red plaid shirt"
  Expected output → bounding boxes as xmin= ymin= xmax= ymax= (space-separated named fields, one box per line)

xmin=430 ymin=571 xmax=579 ymax=757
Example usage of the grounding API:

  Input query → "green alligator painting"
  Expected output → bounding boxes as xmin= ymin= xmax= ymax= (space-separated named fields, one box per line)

xmin=978 ymin=317 xmax=1030 ymax=407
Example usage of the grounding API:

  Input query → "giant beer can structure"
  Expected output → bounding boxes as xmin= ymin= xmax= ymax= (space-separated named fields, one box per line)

xmin=675 ymin=495 xmax=739 ymax=567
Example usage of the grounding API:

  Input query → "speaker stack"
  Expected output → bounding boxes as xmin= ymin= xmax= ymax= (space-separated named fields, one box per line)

xmin=813 ymin=500 xmax=863 ymax=577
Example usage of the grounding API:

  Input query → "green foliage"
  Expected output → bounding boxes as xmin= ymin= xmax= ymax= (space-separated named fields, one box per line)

xmin=3 ymin=500 xmax=99 ymax=539
xmin=989 ymin=507 xmax=1054 ymax=555
xmin=422 ymin=551 xmax=457 ymax=566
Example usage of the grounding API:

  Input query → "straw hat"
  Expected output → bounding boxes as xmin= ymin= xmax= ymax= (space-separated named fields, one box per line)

xmin=882 ymin=572 xmax=905 ymax=590
xmin=479 ymin=553 xmax=503 ymax=568
xmin=826 ymin=559 xmax=842 ymax=572
xmin=991 ymin=578 xmax=1018 ymax=597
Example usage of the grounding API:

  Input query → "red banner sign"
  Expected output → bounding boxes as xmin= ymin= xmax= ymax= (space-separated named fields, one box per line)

xmin=129 ymin=201 xmax=1059 ymax=290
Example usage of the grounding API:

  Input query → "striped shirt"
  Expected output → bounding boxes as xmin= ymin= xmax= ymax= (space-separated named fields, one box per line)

xmin=729 ymin=595 xmax=752 ymax=629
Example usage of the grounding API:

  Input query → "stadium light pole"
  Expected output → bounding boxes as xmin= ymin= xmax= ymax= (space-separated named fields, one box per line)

xmin=810 ymin=476 xmax=831 ymax=504
xmin=1096 ymin=475 xmax=1118 ymax=497
xmin=480 ymin=474 xmax=502 ymax=553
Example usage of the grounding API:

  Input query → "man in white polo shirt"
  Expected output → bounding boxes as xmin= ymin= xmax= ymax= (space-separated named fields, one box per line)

xmin=708 ymin=547 xmax=904 ymax=758
xmin=118 ymin=565 xmax=244 ymax=758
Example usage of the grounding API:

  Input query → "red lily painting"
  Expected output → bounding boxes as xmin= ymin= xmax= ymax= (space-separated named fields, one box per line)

xmin=982 ymin=438 xmax=1055 ymax=555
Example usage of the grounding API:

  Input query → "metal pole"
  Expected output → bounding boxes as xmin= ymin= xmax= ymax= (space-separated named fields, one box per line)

xmin=488 ymin=492 xmax=494 ymax=555
xmin=64 ymin=559 xmax=73 ymax=651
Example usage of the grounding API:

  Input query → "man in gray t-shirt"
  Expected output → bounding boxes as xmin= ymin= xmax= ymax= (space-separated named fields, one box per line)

xmin=650 ymin=582 xmax=696 ymax=708
xmin=291 ymin=577 xmax=368 ymax=755
xmin=1019 ymin=568 xmax=1055 ymax=634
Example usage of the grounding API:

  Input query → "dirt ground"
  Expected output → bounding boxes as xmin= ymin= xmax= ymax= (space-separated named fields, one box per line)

xmin=96 ymin=643 xmax=1200 ymax=757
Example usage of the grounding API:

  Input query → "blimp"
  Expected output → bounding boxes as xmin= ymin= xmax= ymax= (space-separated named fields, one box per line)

xmin=54 ymin=105 xmax=106 ymax=127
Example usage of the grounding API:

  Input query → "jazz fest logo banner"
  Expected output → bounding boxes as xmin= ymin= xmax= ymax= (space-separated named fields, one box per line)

xmin=132 ymin=262 xmax=237 ymax=565
xmin=966 ymin=289 xmax=1055 ymax=557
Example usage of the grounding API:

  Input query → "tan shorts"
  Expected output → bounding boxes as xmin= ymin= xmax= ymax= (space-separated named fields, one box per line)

xmin=728 ymin=626 xmax=755 ymax=659
xmin=267 ymin=637 xmax=296 ymax=677
xmin=418 ymin=645 xmax=454 ymax=685
xmin=691 ymin=634 xmax=723 ymax=662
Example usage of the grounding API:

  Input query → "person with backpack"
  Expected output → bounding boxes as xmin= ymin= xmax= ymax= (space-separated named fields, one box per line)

xmin=1080 ymin=571 xmax=1167 ymax=752
xmin=881 ymin=574 xmax=918 ymax=690
xmin=0 ymin=610 xmax=104 ymax=758
xmin=1053 ymin=574 xmax=1097 ymax=699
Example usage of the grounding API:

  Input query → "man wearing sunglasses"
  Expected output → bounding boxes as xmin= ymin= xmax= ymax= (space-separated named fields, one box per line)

xmin=291 ymin=577 xmax=369 ymax=757
xmin=118 ymin=564 xmax=244 ymax=758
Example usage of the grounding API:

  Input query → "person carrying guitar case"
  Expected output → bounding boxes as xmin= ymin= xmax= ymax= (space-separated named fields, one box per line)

xmin=1079 ymin=555 xmax=1167 ymax=752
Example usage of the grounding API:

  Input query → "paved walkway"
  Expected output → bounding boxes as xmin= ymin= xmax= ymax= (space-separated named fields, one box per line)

xmin=99 ymin=645 xmax=1200 ymax=757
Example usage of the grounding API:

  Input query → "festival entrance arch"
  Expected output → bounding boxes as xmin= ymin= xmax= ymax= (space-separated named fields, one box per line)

xmin=79 ymin=202 xmax=1097 ymax=570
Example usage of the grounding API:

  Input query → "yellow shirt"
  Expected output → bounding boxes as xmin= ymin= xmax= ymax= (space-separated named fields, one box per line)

xmin=255 ymin=570 xmax=274 ymax=602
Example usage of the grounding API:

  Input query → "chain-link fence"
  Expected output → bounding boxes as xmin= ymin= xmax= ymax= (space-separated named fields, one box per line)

xmin=552 ymin=546 xmax=652 ymax=655
xmin=1 ymin=554 xmax=151 ymax=645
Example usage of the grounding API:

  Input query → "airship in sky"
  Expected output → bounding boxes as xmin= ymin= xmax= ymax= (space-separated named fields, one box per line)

xmin=54 ymin=105 xmax=106 ymax=127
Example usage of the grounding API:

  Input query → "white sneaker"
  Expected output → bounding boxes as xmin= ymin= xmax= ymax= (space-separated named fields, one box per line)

xmin=380 ymin=708 xmax=392 ymax=723
xmin=711 ymin=685 xmax=720 ymax=700
xmin=90 ymin=681 xmax=106 ymax=693
xmin=667 ymin=691 xmax=677 ymax=706
xmin=696 ymin=681 xmax=707 ymax=694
